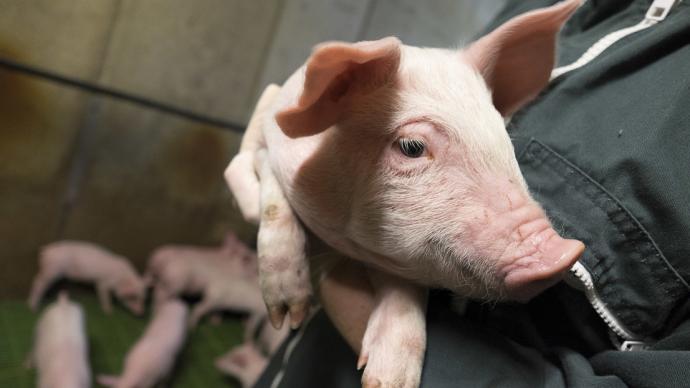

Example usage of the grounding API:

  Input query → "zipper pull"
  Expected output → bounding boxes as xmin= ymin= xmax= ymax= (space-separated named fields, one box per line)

xmin=620 ymin=340 xmax=649 ymax=351
xmin=646 ymin=0 xmax=679 ymax=22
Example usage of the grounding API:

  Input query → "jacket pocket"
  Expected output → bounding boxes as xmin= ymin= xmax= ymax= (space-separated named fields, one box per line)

xmin=517 ymin=138 xmax=688 ymax=338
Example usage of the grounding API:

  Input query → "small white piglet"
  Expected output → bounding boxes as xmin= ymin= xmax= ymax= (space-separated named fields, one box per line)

xmin=215 ymin=343 xmax=268 ymax=388
xmin=180 ymin=250 xmax=287 ymax=386
xmin=215 ymin=316 xmax=290 ymax=388
xmin=188 ymin=273 xmax=264 ymax=327
xmin=147 ymin=232 xmax=257 ymax=304
xmin=30 ymin=292 xmax=91 ymax=388
xmin=97 ymin=299 xmax=188 ymax=388
xmin=145 ymin=232 xmax=256 ymax=283
xmin=225 ymin=1 xmax=586 ymax=386
xmin=28 ymin=241 xmax=146 ymax=315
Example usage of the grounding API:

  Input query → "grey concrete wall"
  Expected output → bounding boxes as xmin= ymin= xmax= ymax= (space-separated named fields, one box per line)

xmin=0 ymin=0 xmax=506 ymax=297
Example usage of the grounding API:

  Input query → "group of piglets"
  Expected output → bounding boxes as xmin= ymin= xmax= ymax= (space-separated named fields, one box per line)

xmin=27 ymin=233 xmax=286 ymax=388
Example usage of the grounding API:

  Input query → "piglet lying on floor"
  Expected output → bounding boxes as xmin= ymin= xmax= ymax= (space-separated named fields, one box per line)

xmin=146 ymin=232 xmax=257 ymax=306
xmin=225 ymin=1 xmax=585 ymax=386
xmin=97 ymin=299 xmax=188 ymax=388
xmin=187 ymin=272 xmax=264 ymax=327
xmin=172 ymin=238 xmax=289 ymax=386
xmin=215 ymin=315 xmax=290 ymax=388
xmin=215 ymin=343 xmax=267 ymax=388
xmin=28 ymin=241 xmax=146 ymax=315
xmin=145 ymin=232 xmax=256 ymax=285
xmin=29 ymin=292 xmax=90 ymax=388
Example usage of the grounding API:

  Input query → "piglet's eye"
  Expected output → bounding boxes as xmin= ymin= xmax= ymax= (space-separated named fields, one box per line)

xmin=397 ymin=138 xmax=426 ymax=158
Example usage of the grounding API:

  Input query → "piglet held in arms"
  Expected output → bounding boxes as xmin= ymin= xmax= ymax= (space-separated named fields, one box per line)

xmin=226 ymin=1 xmax=585 ymax=387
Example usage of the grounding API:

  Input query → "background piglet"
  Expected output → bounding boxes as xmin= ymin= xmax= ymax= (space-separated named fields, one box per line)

xmin=181 ymin=248 xmax=289 ymax=387
xmin=28 ymin=241 xmax=146 ymax=315
xmin=188 ymin=272 xmax=264 ymax=327
xmin=147 ymin=232 xmax=257 ymax=304
xmin=97 ymin=299 xmax=188 ymax=388
xmin=215 ymin=343 xmax=268 ymax=388
xmin=30 ymin=292 xmax=90 ymax=388
xmin=145 ymin=232 xmax=256 ymax=283
xmin=215 ymin=316 xmax=290 ymax=388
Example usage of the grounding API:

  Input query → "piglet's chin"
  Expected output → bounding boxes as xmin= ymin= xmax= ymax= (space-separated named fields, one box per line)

xmin=503 ymin=234 xmax=584 ymax=302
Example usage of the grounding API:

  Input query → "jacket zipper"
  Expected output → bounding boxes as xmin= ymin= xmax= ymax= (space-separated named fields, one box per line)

xmin=551 ymin=0 xmax=681 ymax=80
xmin=568 ymin=262 xmax=648 ymax=351
xmin=551 ymin=0 xmax=682 ymax=351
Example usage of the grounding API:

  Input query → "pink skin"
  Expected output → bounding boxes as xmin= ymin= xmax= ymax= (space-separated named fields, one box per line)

xmin=185 ymin=249 xmax=291 ymax=376
xmin=188 ymin=272 xmax=264 ymax=327
xmin=28 ymin=241 xmax=146 ymax=315
xmin=215 ymin=314 xmax=290 ymax=388
xmin=214 ymin=313 xmax=290 ymax=388
xmin=254 ymin=311 xmax=290 ymax=355
xmin=271 ymin=7 xmax=585 ymax=301
xmin=152 ymin=261 xmax=207 ymax=303
xmin=144 ymin=231 xmax=257 ymax=286
xmin=147 ymin=234 xmax=258 ymax=305
xmin=197 ymin=250 xmax=288 ymax=386
xmin=30 ymin=292 xmax=91 ymax=388
xmin=97 ymin=299 xmax=188 ymax=388
xmin=226 ymin=1 xmax=585 ymax=386
xmin=215 ymin=343 xmax=269 ymax=388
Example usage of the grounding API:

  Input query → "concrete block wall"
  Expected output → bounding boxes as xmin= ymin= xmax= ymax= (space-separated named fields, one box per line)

xmin=0 ymin=0 xmax=505 ymax=297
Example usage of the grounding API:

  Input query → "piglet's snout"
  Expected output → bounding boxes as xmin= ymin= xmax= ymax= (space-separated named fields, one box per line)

xmin=501 ymin=216 xmax=585 ymax=302
xmin=467 ymin=183 xmax=585 ymax=302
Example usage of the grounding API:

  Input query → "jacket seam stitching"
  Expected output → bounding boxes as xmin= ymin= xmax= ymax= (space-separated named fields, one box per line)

xmin=525 ymin=138 xmax=689 ymax=290
xmin=521 ymin=140 xmax=687 ymax=334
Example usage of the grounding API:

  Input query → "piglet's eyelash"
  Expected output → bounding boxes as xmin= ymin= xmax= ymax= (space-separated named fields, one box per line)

xmin=398 ymin=138 xmax=425 ymax=148
xmin=397 ymin=138 xmax=427 ymax=157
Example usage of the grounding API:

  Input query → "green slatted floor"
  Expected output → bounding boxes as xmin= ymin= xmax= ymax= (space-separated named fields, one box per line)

xmin=0 ymin=292 xmax=243 ymax=387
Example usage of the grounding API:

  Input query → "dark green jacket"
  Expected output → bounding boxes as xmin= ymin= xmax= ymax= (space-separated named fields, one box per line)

xmin=257 ymin=1 xmax=690 ymax=387
xmin=479 ymin=1 xmax=690 ymax=386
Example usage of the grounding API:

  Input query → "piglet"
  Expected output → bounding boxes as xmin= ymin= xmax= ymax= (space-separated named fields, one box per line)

xmin=29 ymin=292 xmax=91 ymax=388
xmin=97 ymin=299 xmax=188 ymax=388
xmin=215 ymin=314 xmax=290 ymax=388
xmin=225 ymin=1 xmax=586 ymax=386
xmin=181 ymin=251 xmax=289 ymax=385
xmin=188 ymin=272 xmax=264 ymax=327
xmin=28 ymin=241 xmax=146 ymax=315
xmin=215 ymin=343 xmax=268 ymax=388
xmin=183 ymin=243 xmax=262 ymax=327
xmin=145 ymin=232 xmax=256 ymax=283
xmin=147 ymin=232 xmax=257 ymax=304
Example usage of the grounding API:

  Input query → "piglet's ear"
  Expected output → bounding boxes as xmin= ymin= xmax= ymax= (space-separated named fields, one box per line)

xmin=276 ymin=37 xmax=401 ymax=138
xmin=463 ymin=0 xmax=581 ymax=116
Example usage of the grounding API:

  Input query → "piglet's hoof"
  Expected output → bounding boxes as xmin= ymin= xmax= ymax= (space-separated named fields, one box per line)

xmin=257 ymin=204 xmax=312 ymax=330
xmin=258 ymin=261 xmax=312 ymax=330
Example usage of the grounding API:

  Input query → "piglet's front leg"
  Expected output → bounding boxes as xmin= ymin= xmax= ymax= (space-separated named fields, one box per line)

xmin=255 ymin=150 xmax=312 ymax=330
xmin=360 ymin=269 xmax=427 ymax=388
